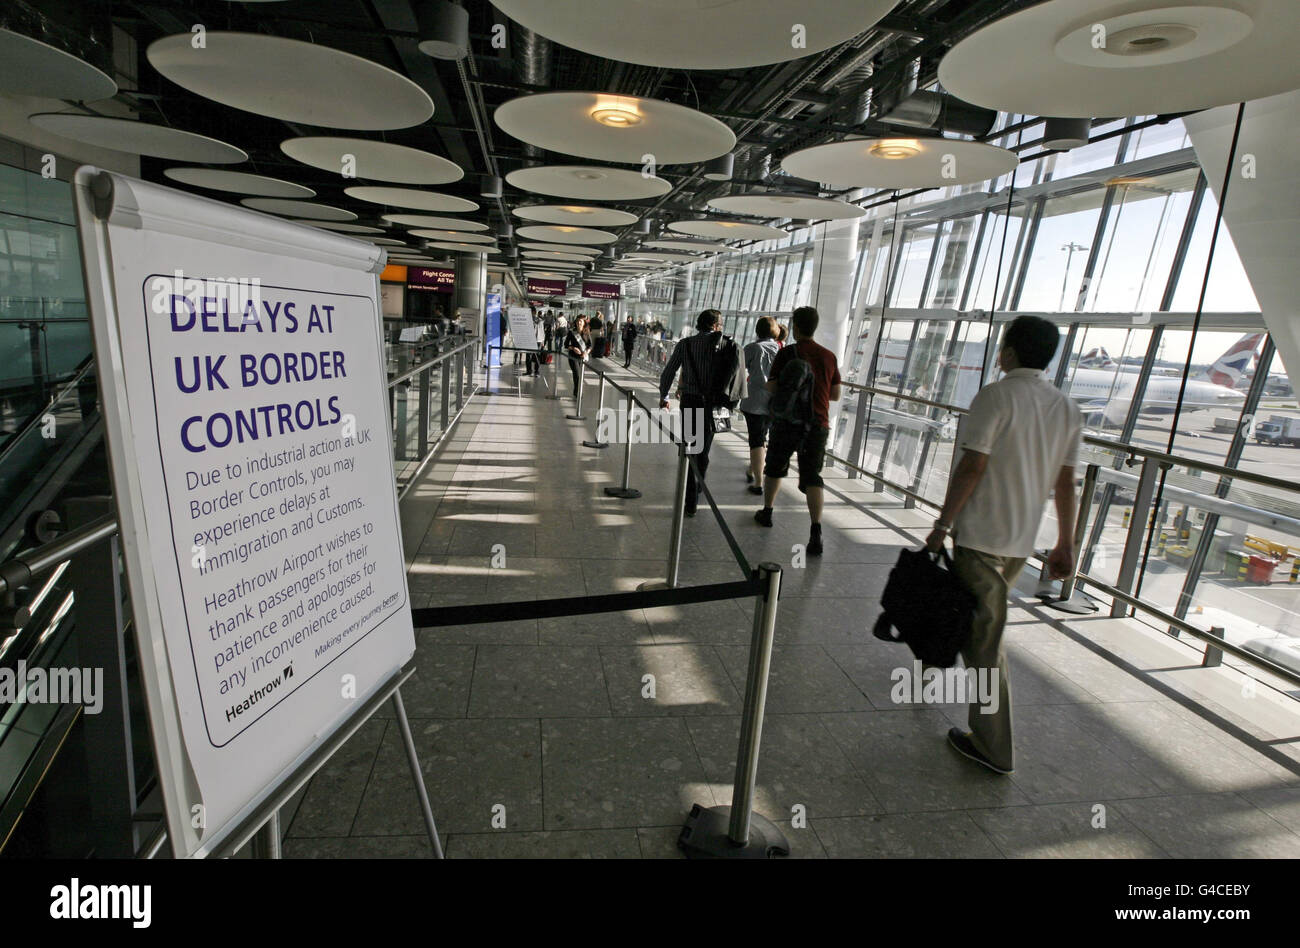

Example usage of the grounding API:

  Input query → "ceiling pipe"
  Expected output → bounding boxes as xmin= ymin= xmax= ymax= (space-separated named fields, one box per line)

xmin=512 ymin=24 xmax=552 ymax=164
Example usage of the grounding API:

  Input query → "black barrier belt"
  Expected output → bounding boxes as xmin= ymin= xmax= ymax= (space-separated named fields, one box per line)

xmin=688 ymin=452 xmax=754 ymax=579
xmin=410 ymin=578 xmax=758 ymax=628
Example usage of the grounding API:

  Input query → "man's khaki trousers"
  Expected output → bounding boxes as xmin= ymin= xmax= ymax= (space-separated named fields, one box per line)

xmin=952 ymin=546 xmax=1026 ymax=772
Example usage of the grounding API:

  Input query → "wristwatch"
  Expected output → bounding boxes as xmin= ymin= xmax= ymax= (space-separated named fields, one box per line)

xmin=933 ymin=519 xmax=952 ymax=534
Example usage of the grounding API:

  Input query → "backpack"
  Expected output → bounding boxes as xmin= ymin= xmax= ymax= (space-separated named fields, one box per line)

xmin=768 ymin=355 xmax=814 ymax=429
xmin=708 ymin=334 xmax=747 ymax=409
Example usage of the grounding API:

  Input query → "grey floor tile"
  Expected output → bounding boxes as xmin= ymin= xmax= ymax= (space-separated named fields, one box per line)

xmin=820 ymin=709 xmax=1032 ymax=812
xmin=776 ymin=597 xmax=879 ymax=644
xmin=541 ymin=717 xmax=715 ymax=830
xmin=445 ymin=828 xmax=641 ymax=858
xmin=812 ymin=812 xmax=1002 ymax=858
xmin=538 ymin=608 xmax=655 ymax=645
xmin=643 ymin=598 xmax=753 ymax=645
xmin=352 ymin=718 xmax=543 ymax=836
xmin=1112 ymin=792 xmax=1300 ymax=858
xmin=990 ymin=704 xmax=1166 ymax=804
xmin=686 ymin=714 xmax=881 ymax=822
xmin=1058 ymin=700 xmax=1295 ymax=795
xmin=416 ymin=617 xmax=538 ymax=645
xmin=713 ymin=645 xmax=873 ymax=714
xmin=282 ymin=835 xmax=437 ymax=858
xmin=600 ymin=645 xmax=742 ymax=716
xmin=468 ymin=646 xmax=610 ymax=718
xmin=968 ymin=802 xmax=1169 ymax=857
xmin=371 ymin=643 xmax=474 ymax=718
xmin=287 ymin=718 xmax=387 ymax=837
xmin=1242 ymin=785 xmax=1300 ymax=833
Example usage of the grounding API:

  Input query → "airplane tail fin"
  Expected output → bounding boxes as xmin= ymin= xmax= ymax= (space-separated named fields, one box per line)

xmin=1200 ymin=333 xmax=1263 ymax=388
xmin=1078 ymin=346 xmax=1114 ymax=368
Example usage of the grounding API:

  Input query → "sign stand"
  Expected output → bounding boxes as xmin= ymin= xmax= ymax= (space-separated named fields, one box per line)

xmin=74 ymin=167 xmax=442 ymax=858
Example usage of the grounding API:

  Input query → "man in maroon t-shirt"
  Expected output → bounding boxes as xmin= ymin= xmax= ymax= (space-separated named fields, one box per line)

xmin=755 ymin=306 xmax=841 ymax=556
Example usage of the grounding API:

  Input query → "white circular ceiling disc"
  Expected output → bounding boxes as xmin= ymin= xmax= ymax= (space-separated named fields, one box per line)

xmin=425 ymin=242 xmax=497 ymax=254
xmin=643 ymin=239 xmax=727 ymax=251
xmin=519 ymin=242 xmax=601 ymax=255
xmin=241 ymin=198 xmax=358 ymax=221
xmin=293 ymin=220 xmax=383 ymax=234
xmin=489 ymin=0 xmax=897 ymax=69
xmin=512 ymin=204 xmax=639 ymax=226
xmin=516 ymin=225 xmax=618 ymax=245
xmin=28 ymin=113 xmax=246 ymax=163
xmin=368 ymin=238 xmax=407 ymax=246
xmin=344 ymin=186 xmax=478 ymax=212
xmin=781 ymin=138 xmax=1019 ymax=189
xmin=413 ymin=230 xmax=495 ymax=243
xmin=495 ymin=92 xmax=734 ymax=165
xmin=668 ymin=220 xmax=787 ymax=240
xmin=506 ymin=164 xmax=672 ymax=200
xmin=281 ymin=137 xmax=463 ymax=185
xmin=0 ymin=29 xmax=117 ymax=100
xmin=523 ymin=250 xmax=596 ymax=262
xmin=624 ymin=252 xmax=702 ymax=262
xmin=708 ymin=193 xmax=866 ymax=220
xmin=164 ymin=167 xmax=314 ymax=198
xmin=938 ymin=0 xmax=1300 ymax=118
xmin=147 ymin=32 xmax=433 ymax=130
xmin=384 ymin=215 xmax=487 ymax=231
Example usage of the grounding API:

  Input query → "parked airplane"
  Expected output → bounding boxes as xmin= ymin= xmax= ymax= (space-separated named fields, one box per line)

xmin=1069 ymin=333 xmax=1260 ymax=425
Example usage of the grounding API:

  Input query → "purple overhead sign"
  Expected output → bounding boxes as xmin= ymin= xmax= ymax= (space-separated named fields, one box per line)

xmin=527 ymin=277 xmax=568 ymax=297
xmin=406 ymin=266 xmax=455 ymax=293
xmin=582 ymin=281 xmax=621 ymax=300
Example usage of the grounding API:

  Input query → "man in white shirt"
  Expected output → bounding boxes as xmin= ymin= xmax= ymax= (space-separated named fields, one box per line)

xmin=925 ymin=315 xmax=1083 ymax=775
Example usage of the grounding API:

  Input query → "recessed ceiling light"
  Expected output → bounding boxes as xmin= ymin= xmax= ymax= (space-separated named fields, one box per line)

xmin=591 ymin=105 xmax=643 ymax=127
xmin=869 ymin=139 xmax=923 ymax=160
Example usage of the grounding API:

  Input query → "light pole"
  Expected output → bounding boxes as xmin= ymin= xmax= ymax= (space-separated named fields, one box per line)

xmin=1059 ymin=241 xmax=1089 ymax=312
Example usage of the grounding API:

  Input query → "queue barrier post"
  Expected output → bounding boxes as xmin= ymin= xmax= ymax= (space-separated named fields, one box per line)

xmin=638 ymin=441 xmax=690 ymax=591
xmin=582 ymin=374 xmax=610 ymax=449
xmin=567 ymin=358 xmax=587 ymax=420
xmin=679 ymin=562 xmax=789 ymax=858
xmin=603 ymin=389 xmax=642 ymax=499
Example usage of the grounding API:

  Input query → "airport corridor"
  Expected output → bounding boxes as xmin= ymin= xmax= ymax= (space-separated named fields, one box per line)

xmin=278 ymin=359 xmax=1300 ymax=858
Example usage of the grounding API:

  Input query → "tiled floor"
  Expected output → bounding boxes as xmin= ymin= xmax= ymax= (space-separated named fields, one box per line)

xmin=282 ymin=357 xmax=1300 ymax=859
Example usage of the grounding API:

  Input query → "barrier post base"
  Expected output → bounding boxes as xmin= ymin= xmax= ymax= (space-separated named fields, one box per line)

xmin=603 ymin=487 xmax=642 ymax=499
xmin=637 ymin=580 xmax=670 ymax=591
xmin=581 ymin=439 xmax=608 ymax=449
xmin=677 ymin=804 xmax=789 ymax=859
xmin=566 ymin=413 xmax=587 ymax=421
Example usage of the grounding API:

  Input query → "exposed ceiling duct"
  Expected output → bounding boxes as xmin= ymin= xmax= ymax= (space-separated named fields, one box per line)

xmin=511 ymin=23 xmax=552 ymax=163
xmin=875 ymin=88 xmax=998 ymax=138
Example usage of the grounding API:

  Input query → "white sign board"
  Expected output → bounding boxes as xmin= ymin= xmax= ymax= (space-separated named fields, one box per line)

xmin=507 ymin=307 xmax=540 ymax=348
xmin=73 ymin=168 xmax=415 ymax=857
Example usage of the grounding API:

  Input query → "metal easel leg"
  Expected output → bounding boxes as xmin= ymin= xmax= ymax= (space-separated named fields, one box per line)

xmin=391 ymin=688 xmax=445 ymax=858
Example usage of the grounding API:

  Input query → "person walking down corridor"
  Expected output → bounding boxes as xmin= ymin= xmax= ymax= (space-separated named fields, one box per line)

xmin=754 ymin=307 xmax=840 ymax=556
xmin=740 ymin=316 xmax=780 ymax=495
xmin=925 ymin=314 xmax=1083 ymax=776
xmin=659 ymin=309 xmax=744 ymax=518
xmin=622 ymin=318 xmax=638 ymax=368
xmin=564 ymin=315 xmax=590 ymax=398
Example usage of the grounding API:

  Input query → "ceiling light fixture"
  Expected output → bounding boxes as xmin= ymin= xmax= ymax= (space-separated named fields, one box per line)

xmin=590 ymin=97 xmax=643 ymax=128
xmin=415 ymin=0 xmax=471 ymax=60
xmin=703 ymin=152 xmax=734 ymax=181
xmin=869 ymin=139 xmax=923 ymax=160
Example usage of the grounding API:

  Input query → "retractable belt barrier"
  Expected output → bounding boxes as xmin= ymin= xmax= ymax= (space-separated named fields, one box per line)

xmin=424 ymin=350 xmax=789 ymax=856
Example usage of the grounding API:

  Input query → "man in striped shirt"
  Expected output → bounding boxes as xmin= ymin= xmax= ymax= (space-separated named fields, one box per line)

xmin=659 ymin=309 xmax=723 ymax=517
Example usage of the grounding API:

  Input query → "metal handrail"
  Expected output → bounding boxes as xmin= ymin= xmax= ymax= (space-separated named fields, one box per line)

xmin=0 ymin=513 xmax=118 ymax=598
xmin=387 ymin=337 xmax=478 ymax=390
xmin=844 ymin=381 xmax=1297 ymax=495
xmin=0 ymin=355 xmax=97 ymax=471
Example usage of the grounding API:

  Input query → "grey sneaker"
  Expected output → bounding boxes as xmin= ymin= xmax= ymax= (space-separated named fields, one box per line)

xmin=947 ymin=727 xmax=1013 ymax=775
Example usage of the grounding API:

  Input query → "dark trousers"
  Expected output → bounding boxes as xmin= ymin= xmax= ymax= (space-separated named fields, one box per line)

xmin=623 ymin=342 xmax=634 ymax=366
xmin=680 ymin=394 xmax=714 ymax=512
xmin=525 ymin=350 xmax=538 ymax=374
